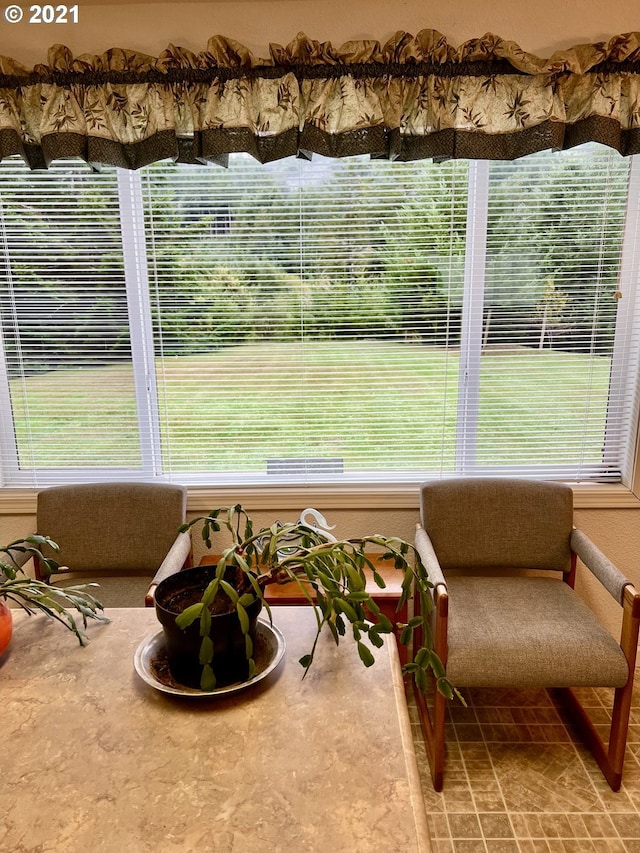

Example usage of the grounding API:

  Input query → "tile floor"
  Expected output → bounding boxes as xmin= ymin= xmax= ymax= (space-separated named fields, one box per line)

xmin=408 ymin=672 xmax=640 ymax=852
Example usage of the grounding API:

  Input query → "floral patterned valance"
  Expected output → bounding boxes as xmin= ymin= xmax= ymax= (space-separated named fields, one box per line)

xmin=2 ymin=30 xmax=640 ymax=169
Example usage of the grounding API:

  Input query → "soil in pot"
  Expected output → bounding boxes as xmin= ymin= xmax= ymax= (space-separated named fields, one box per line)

xmin=155 ymin=565 xmax=262 ymax=690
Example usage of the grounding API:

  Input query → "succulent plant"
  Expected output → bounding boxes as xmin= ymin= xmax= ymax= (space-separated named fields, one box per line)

xmin=177 ymin=504 xmax=458 ymax=699
xmin=0 ymin=535 xmax=108 ymax=647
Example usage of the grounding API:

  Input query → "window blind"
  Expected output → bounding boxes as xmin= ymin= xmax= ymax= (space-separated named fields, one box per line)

xmin=474 ymin=148 xmax=639 ymax=481
xmin=0 ymin=146 xmax=638 ymax=487
xmin=140 ymin=156 xmax=468 ymax=481
xmin=0 ymin=161 xmax=139 ymax=484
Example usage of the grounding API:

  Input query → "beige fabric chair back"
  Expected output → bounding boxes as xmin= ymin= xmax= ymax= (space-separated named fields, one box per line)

xmin=420 ymin=478 xmax=573 ymax=572
xmin=37 ymin=482 xmax=187 ymax=572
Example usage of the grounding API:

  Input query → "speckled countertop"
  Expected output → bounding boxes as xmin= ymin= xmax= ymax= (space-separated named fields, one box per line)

xmin=1 ymin=606 xmax=431 ymax=853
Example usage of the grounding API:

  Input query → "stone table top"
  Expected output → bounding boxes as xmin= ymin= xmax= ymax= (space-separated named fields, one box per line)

xmin=1 ymin=606 xmax=431 ymax=853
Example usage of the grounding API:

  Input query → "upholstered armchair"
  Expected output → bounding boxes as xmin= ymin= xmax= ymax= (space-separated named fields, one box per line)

xmin=34 ymin=482 xmax=192 ymax=608
xmin=414 ymin=478 xmax=640 ymax=792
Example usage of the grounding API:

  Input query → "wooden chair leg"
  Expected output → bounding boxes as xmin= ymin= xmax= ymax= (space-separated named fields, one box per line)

xmin=413 ymin=583 xmax=449 ymax=790
xmin=552 ymin=583 xmax=640 ymax=791
xmin=413 ymin=678 xmax=446 ymax=791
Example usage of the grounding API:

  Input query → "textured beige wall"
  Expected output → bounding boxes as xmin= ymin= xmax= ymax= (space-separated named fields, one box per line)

xmin=2 ymin=0 xmax=640 ymax=66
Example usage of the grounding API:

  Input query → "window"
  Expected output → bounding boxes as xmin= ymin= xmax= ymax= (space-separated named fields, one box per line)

xmin=0 ymin=145 xmax=638 ymax=487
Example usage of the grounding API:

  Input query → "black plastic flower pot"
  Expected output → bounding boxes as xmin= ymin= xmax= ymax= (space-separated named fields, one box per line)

xmin=154 ymin=564 xmax=262 ymax=689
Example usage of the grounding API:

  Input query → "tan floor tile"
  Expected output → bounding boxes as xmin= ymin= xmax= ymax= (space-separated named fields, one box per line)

xmin=537 ymin=814 xmax=576 ymax=839
xmin=460 ymin=743 xmax=493 ymax=763
xmin=517 ymin=841 xmax=551 ymax=852
xmin=507 ymin=814 xmax=529 ymax=838
xmin=443 ymin=791 xmax=477 ymax=812
xmin=477 ymin=813 xmax=514 ymax=839
xmin=472 ymin=792 xmax=507 ymax=812
xmin=567 ymin=687 xmax=606 ymax=707
xmin=484 ymin=842 xmax=519 ymax=853
xmin=428 ymin=812 xmax=451 ymax=839
xmin=579 ymin=812 xmax=619 ymax=837
xmin=544 ymin=842 xmax=567 ymax=853
xmin=465 ymin=767 xmax=498 ymax=782
xmin=448 ymin=813 xmax=483 ymax=839
xmin=467 ymin=688 xmax=551 ymax=707
xmin=452 ymin=841 xmax=487 ymax=853
xmin=522 ymin=814 xmax=547 ymax=838
xmin=511 ymin=708 xmax=562 ymax=725
xmin=475 ymin=708 xmax=515 ymax=725
xmin=592 ymin=784 xmax=636 ymax=812
xmin=446 ymin=779 xmax=475 ymax=793
xmin=455 ymin=724 xmax=485 ymax=741
xmin=599 ymin=842 xmax=632 ymax=853
xmin=539 ymin=725 xmax=573 ymax=743
xmin=450 ymin=707 xmax=481 ymax=724
xmin=411 ymin=680 xmax=640 ymax=853
xmin=559 ymin=841 xmax=597 ymax=852
xmin=609 ymin=812 xmax=640 ymax=838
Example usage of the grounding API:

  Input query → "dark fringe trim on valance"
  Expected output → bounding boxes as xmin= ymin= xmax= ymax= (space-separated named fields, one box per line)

xmin=7 ymin=119 xmax=640 ymax=173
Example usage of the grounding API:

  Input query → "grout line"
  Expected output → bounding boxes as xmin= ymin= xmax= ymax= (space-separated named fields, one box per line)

xmin=409 ymin=669 xmax=640 ymax=852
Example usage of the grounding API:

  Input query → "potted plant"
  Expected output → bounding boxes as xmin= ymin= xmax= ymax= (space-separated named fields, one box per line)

xmin=0 ymin=534 xmax=108 ymax=655
xmin=154 ymin=504 xmax=458 ymax=700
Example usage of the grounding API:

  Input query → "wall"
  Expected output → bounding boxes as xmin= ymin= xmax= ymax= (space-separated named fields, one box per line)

xmin=0 ymin=0 xmax=639 ymax=639
xmin=1 ymin=0 xmax=640 ymax=66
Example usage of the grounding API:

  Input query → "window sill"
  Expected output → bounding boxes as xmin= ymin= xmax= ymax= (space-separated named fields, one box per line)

xmin=0 ymin=483 xmax=638 ymax=515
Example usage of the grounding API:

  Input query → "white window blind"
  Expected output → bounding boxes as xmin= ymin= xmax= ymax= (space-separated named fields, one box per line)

xmin=0 ymin=161 xmax=140 ymax=484
xmin=0 ymin=145 xmax=638 ymax=487
xmin=139 ymin=156 xmax=468 ymax=480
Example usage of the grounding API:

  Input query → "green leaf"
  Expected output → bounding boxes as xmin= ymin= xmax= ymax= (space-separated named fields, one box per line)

xmin=245 ymin=633 xmax=253 ymax=659
xmin=175 ymin=602 xmax=204 ymax=630
xmin=334 ymin=598 xmax=357 ymax=622
xmin=220 ymin=579 xmax=239 ymax=604
xmin=399 ymin=625 xmax=412 ymax=646
xmin=346 ymin=591 xmax=371 ymax=602
xmin=239 ymin=592 xmax=255 ymax=607
xmin=429 ymin=650 xmax=446 ymax=679
xmin=248 ymin=658 xmax=256 ymax=679
xmin=299 ymin=654 xmax=313 ymax=668
xmin=357 ymin=641 xmax=375 ymax=667
xmin=415 ymin=647 xmax=430 ymax=667
xmin=200 ymin=664 xmax=216 ymax=691
xmin=199 ymin=635 xmax=214 ymax=665
xmin=436 ymin=677 xmax=454 ymax=700
xmin=236 ymin=602 xmax=249 ymax=634
xmin=199 ymin=606 xmax=211 ymax=637
xmin=375 ymin=613 xmax=393 ymax=633
xmin=346 ymin=565 xmax=365 ymax=591
xmin=368 ymin=627 xmax=384 ymax=648
xmin=201 ymin=578 xmax=219 ymax=608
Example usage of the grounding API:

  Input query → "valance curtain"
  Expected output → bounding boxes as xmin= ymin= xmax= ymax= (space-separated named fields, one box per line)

xmin=2 ymin=30 xmax=640 ymax=170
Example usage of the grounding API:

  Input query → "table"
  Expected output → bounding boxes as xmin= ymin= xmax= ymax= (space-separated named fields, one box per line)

xmin=1 ymin=607 xmax=432 ymax=853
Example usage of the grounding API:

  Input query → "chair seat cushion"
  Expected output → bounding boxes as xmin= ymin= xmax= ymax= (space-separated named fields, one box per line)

xmin=445 ymin=576 xmax=629 ymax=688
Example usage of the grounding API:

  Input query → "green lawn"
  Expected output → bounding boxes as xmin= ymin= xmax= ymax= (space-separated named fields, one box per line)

xmin=10 ymin=341 xmax=611 ymax=472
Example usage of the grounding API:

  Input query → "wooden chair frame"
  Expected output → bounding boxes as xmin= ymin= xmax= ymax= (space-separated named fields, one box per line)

xmin=414 ymin=547 xmax=640 ymax=792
